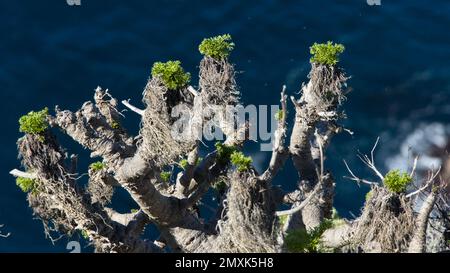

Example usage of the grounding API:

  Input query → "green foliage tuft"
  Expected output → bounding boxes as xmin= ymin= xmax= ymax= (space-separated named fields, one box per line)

xmin=384 ymin=169 xmax=412 ymax=194
xmin=215 ymin=142 xmax=238 ymax=164
xmin=160 ymin=171 xmax=171 ymax=182
xmin=19 ymin=108 xmax=49 ymax=135
xmin=16 ymin=177 xmax=38 ymax=193
xmin=89 ymin=161 xmax=105 ymax=172
xmin=310 ymin=41 xmax=345 ymax=66
xmin=275 ymin=109 xmax=284 ymax=121
xmin=285 ymin=219 xmax=334 ymax=253
xmin=212 ymin=179 xmax=228 ymax=194
xmin=130 ymin=209 xmax=139 ymax=213
xmin=284 ymin=228 xmax=310 ymax=253
xmin=111 ymin=120 xmax=120 ymax=129
xmin=179 ymin=157 xmax=203 ymax=170
xmin=278 ymin=215 xmax=288 ymax=227
xmin=151 ymin=60 xmax=191 ymax=90
xmin=230 ymin=151 xmax=253 ymax=172
xmin=199 ymin=34 xmax=235 ymax=59
xmin=81 ymin=230 xmax=89 ymax=240
xmin=365 ymin=190 xmax=373 ymax=201
xmin=179 ymin=159 xmax=189 ymax=170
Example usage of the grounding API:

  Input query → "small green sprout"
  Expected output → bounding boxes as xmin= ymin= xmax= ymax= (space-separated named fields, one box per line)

xmin=16 ymin=177 xmax=38 ymax=193
xmin=275 ymin=109 xmax=284 ymax=121
xmin=212 ymin=179 xmax=228 ymax=194
xmin=199 ymin=34 xmax=235 ymax=59
xmin=365 ymin=190 xmax=373 ymax=201
xmin=160 ymin=171 xmax=171 ymax=182
xmin=215 ymin=142 xmax=238 ymax=164
xmin=130 ymin=209 xmax=139 ymax=214
xmin=111 ymin=120 xmax=120 ymax=129
xmin=19 ymin=108 xmax=49 ymax=135
xmin=285 ymin=219 xmax=333 ymax=253
xmin=81 ymin=230 xmax=89 ymax=240
xmin=151 ymin=60 xmax=191 ymax=90
xmin=179 ymin=157 xmax=203 ymax=170
xmin=384 ymin=169 xmax=412 ymax=194
xmin=179 ymin=159 xmax=189 ymax=170
xmin=278 ymin=215 xmax=288 ymax=227
xmin=230 ymin=151 xmax=253 ymax=172
xmin=284 ymin=228 xmax=310 ymax=253
xmin=310 ymin=41 xmax=345 ymax=66
xmin=89 ymin=161 xmax=105 ymax=172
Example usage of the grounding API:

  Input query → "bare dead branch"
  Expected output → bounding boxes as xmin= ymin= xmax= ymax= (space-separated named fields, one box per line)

xmin=9 ymin=169 xmax=37 ymax=179
xmin=343 ymin=160 xmax=378 ymax=186
xmin=122 ymin=99 xmax=145 ymax=116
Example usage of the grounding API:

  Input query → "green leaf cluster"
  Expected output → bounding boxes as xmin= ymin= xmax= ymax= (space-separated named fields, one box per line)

xmin=230 ymin=151 xmax=253 ymax=172
xmin=212 ymin=179 xmax=228 ymax=194
xmin=275 ymin=109 xmax=284 ymax=121
xmin=199 ymin=34 xmax=235 ymax=59
xmin=160 ymin=171 xmax=171 ymax=182
xmin=215 ymin=142 xmax=238 ymax=164
xmin=19 ymin=108 xmax=49 ymax=135
xmin=111 ymin=120 xmax=120 ymax=129
xmin=151 ymin=60 xmax=191 ymax=90
xmin=310 ymin=41 xmax=345 ymax=66
xmin=81 ymin=230 xmax=89 ymax=240
xmin=89 ymin=161 xmax=105 ymax=172
xmin=179 ymin=157 xmax=203 ymax=170
xmin=16 ymin=177 xmax=38 ymax=193
xmin=383 ymin=169 xmax=412 ymax=194
xmin=278 ymin=215 xmax=288 ymax=227
xmin=285 ymin=220 xmax=334 ymax=253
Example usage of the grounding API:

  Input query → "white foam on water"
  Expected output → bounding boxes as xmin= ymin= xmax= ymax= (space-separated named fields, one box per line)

xmin=386 ymin=122 xmax=450 ymax=172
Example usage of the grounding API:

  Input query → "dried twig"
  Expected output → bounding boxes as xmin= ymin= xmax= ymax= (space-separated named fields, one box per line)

xmin=406 ymin=166 xmax=441 ymax=198
xmin=357 ymin=137 xmax=384 ymax=181
xmin=343 ymin=160 xmax=378 ymax=186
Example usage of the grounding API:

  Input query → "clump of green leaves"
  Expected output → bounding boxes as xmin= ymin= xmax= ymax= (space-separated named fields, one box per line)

xmin=278 ymin=215 xmax=288 ymax=227
xmin=212 ymin=179 xmax=228 ymax=195
xmin=285 ymin=219 xmax=334 ymax=253
xmin=160 ymin=171 xmax=171 ymax=182
xmin=89 ymin=161 xmax=105 ymax=172
xmin=19 ymin=108 xmax=49 ymax=135
xmin=81 ymin=230 xmax=89 ymax=240
xmin=215 ymin=142 xmax=238 ymax=164
xmin=179 ymin=157 xmax=203 ymax=170
xmin=111 ymin=120 xmax=120 ymax=129
xmin=383 ymin=169 xmax=412 ymax=194
xmin=130 ymin=209 xmax=139 ymax=214
xmin=16 ymin=177 xmax=38 ymax=194
xmin=230 ymin=151 xmax=253 ymax=172
xmin=310 ymin=41 xmax=345 ymax=66
xmin=275 ymin=109 xmax=284 ymax=121
xmin=199 ymin=34 xmax=235 ymax=59
xmin=151 ymin=60 xmax=191 ymax=90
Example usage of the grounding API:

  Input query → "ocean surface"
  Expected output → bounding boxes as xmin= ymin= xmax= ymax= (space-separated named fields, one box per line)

xmin=1 ymin=0 xmax=449 ymax=252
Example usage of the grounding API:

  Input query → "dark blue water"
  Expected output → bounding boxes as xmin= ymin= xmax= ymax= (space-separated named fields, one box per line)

xmin=1 ymin=0 xmax=449 ymax=252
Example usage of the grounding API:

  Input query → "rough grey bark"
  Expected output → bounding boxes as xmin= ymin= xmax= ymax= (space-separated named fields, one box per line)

xmin=408 ymin=191 xmax=437 ymax=253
